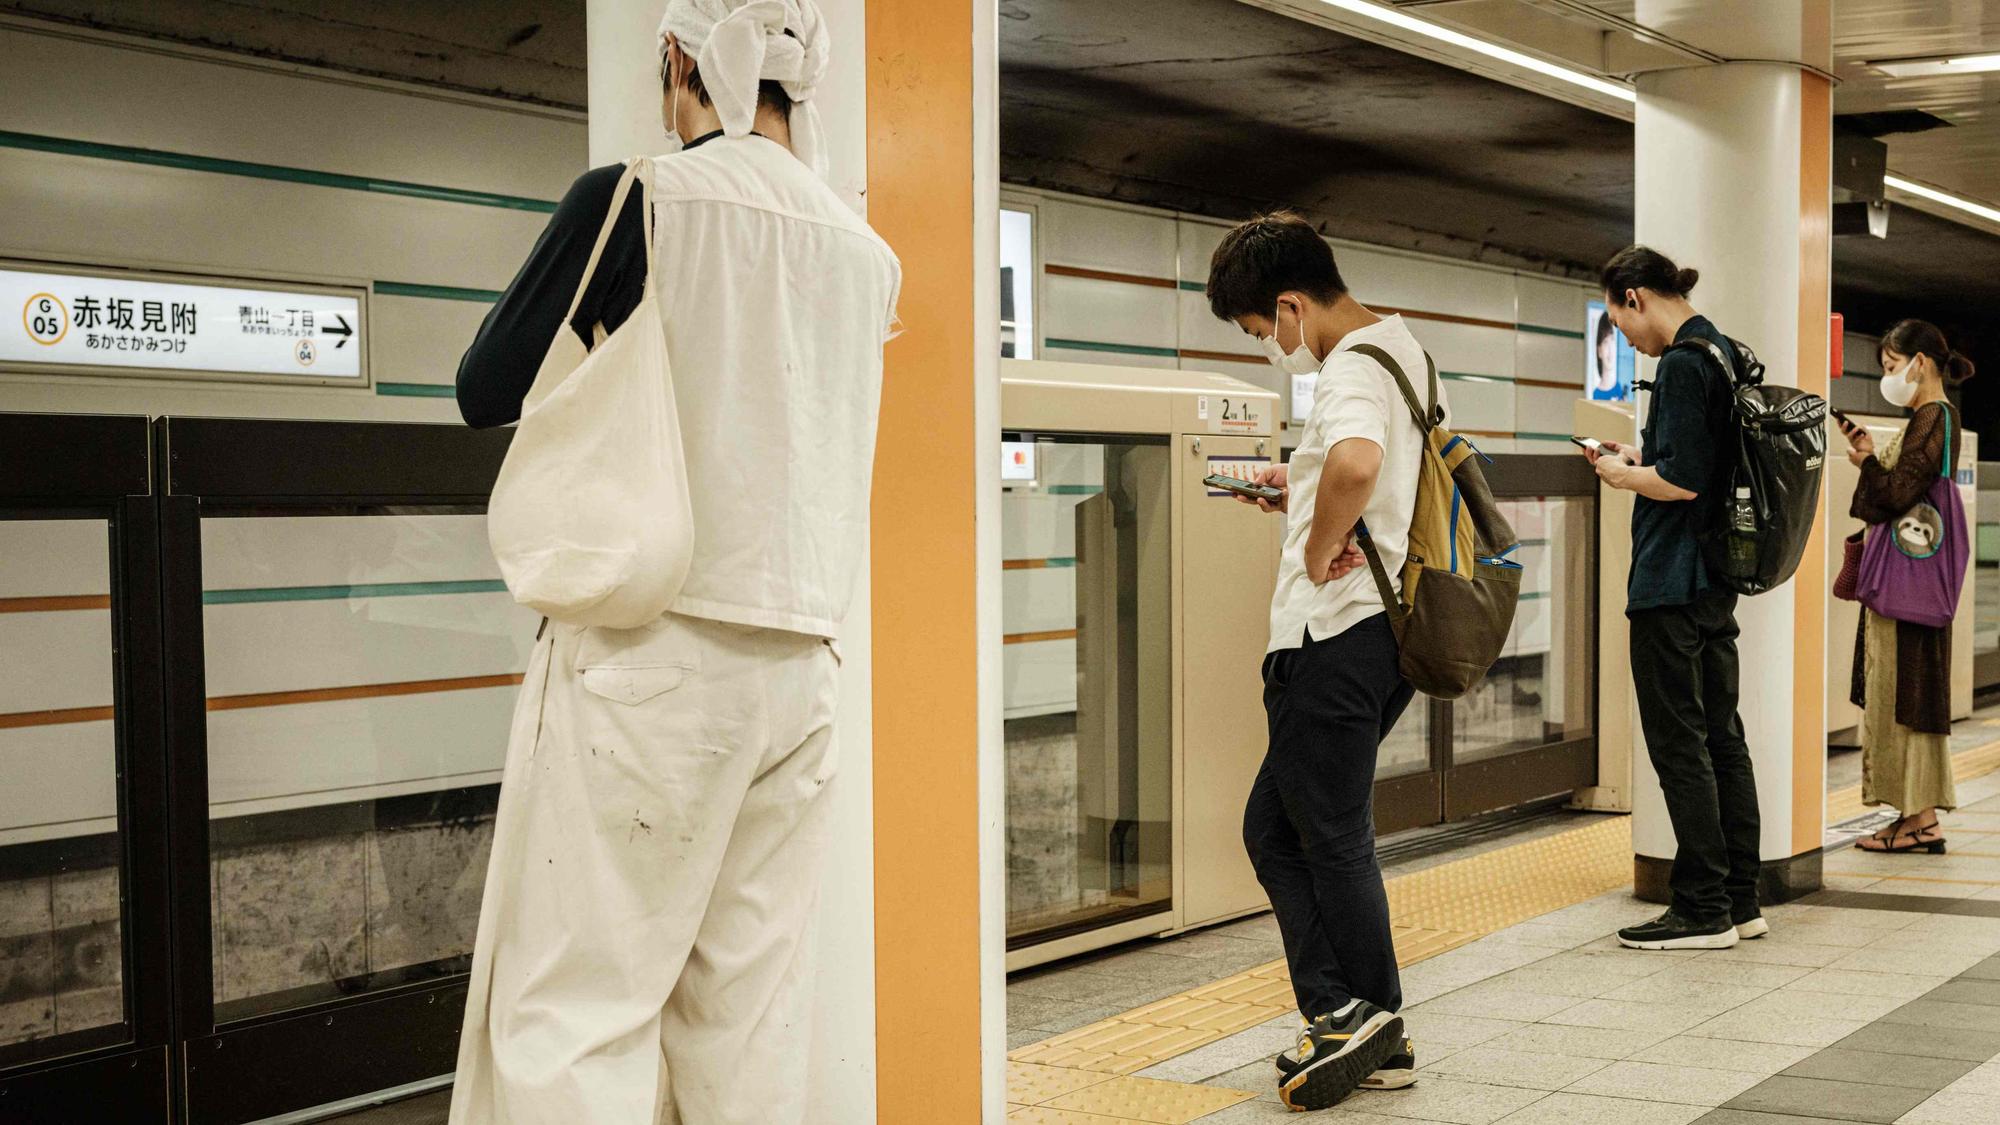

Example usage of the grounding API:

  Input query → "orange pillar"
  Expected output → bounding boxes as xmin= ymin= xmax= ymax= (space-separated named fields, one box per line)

xmin=1793 ymin=72 xmax=1832 ymax=859
xmin=867 ymin=0 xmax=990 ymax=1119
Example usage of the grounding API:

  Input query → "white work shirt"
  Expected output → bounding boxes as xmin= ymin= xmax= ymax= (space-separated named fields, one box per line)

xmin=1268 ymin=314 xmax=1446 ymax=653
xmin=648 ymin=137 xmax=901 ymax=640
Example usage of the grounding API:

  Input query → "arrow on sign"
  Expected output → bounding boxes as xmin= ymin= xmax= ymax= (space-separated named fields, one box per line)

xmin=325 ymin=314 xmax=353 ymax=348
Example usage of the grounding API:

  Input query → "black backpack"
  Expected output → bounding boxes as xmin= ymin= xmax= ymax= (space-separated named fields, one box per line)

xmin=1671 ymin=336 xmax=1828 ymax=596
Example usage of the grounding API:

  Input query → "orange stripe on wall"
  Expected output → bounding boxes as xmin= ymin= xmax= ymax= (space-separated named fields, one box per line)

xmin=0 ymin=673 xmax=523 ymax=731
xmin=1178 ymin=347 xmax=1269 ymax=366
xmin=868 ymin=0 xmax=984 ymax=1118
xmin=0 ymin=595 xmax=110 ymax=613
xmin=1045 ymin=263 xmax=1177 ymax=289
xmin=1795 ymin=71 xmax=1832 ymax=857
xmin=206 ymin=673 xmax=523 ymax=713
xmin=1004 ymin=629 xmax=1078 ymax=645
xmin=1376 ymin=305 xmax=1515 ymax=332
xmin=0 ymin=705 xmax=114 ymax=730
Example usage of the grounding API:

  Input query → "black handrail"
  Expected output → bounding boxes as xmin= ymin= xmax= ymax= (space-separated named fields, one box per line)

xmin=154 ymin=415 xmax=501 ymax=1123
xmin=0 ymin=413 xmax=172 ymax=1124
xmin=160 ymin=416 xmax=510 ymax=504
xmin=0 ymin=413 xmax=150 ymax=504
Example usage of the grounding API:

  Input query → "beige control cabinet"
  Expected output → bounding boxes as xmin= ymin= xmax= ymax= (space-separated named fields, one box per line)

xmin=1001 ymin=359 xmax=1281 ymax=968
xmin=1573 ymin=399 xmax=1639 ymax=814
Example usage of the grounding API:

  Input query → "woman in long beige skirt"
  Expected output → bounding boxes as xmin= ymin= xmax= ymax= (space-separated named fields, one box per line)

xmin=1842 ymin=319 xmax=1974 ymax=854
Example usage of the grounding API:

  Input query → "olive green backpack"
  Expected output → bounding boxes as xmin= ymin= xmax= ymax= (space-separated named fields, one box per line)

xmin=1349 ymin=344 xmax=1523 ymax=699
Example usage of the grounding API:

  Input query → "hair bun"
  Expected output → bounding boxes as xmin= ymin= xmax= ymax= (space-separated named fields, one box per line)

xmin=1674 ymin=267 xmax=1700 ymax=295
xmin=1948 ymin=350 xmax=1977 ymax=385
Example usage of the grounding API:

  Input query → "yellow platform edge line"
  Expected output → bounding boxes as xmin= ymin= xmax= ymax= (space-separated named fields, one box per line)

xmin=1009 ymin=812 xmax=1634 ymax=1080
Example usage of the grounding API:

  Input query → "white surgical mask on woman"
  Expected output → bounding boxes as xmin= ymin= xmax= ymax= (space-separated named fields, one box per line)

xmin=1880 ymin=357 xmax=1921 ymax=408
xmin=1262 ymin=303 xmax=1322 ymax=376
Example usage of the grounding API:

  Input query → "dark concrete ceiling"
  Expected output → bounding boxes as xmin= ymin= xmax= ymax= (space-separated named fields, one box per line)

xmin=1 ymin=0 xmax=587 ymax=107
xmin=999 ymin=0 xmax=2000 ymax=319
xmin=10 ymin=0 xmax=1997 ymax=351
xmin=1833 ymin=205 xmax=2000 ymax=390
xmin=999 ymin=0 xmax=1634 ymax=278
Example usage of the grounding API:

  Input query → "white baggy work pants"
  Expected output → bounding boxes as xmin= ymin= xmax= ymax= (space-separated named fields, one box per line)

xmin=448 ymin=614 xmax=839 ymax=1125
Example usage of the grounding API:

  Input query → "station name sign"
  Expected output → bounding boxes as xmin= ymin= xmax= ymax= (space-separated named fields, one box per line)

xmin=1 ymin=264 xmax=365 ymax=383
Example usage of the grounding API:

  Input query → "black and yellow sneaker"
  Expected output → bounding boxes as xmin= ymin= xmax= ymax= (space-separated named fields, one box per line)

xmin=1275 ymin=1030 xmax=1416 ymax=1090
xmin=1276 ymin=1001 xmax=1404 ymax=1111
xmin=1359 ymin=1038 xmax=1417 ymax=1090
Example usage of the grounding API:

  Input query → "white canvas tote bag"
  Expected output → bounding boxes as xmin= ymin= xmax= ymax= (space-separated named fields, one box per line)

xmin=487 ymin=159 xmax=694 ymax=628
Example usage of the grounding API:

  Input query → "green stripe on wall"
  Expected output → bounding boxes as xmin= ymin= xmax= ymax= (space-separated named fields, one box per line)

xmin=1048 ymin=485 xmax=1104 ymax=496
xmin=1178 ymin=280 xmax=1207 ymax=292
xmin=0 ymin=130 xmax=559 ymax=213
xmin=205 ymin=579 xmax=509 ymax=605
xmin=1517 ymin=324 xmax=1587 ymax=340
xmin=1441 ymin=372 xmax=1512 ymax=385
xmin=374 ymin=281 xmax=504 ymax=303
xmin=1518 ymin=590 xmax=1549 ymax=601
xmin=1044 ymin=338 xmax=1181 ymax=359
xmin=375 ymin=383 xmax=457 ymax=398
xmin=1515 ymin=432 xmax=1575 ymax=443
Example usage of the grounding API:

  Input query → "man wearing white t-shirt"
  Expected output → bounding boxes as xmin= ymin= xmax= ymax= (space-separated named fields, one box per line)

xmin=1205 ymin=212 xmax=1441 ymax=1112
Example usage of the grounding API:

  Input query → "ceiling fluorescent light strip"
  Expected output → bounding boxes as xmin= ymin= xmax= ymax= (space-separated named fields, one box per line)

xmin=1315 ymin=0 xmax=1637 ymax=102
xmin=1885 ymin=174 xmax=2000 ymax=226
xmin=1871 ymin=52 xmax=2000 ymax=78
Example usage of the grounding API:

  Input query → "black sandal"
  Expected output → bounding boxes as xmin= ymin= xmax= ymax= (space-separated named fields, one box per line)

xmin=1856 ymin=821 xmax=1946 ymax=854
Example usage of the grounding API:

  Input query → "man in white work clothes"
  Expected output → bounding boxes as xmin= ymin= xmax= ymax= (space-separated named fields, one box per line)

xmin=448 ymin=1 xmax=900 ymax=1121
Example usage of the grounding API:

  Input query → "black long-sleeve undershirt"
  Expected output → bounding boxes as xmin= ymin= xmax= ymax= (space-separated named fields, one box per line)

xmin=454 ymin=131 xmax=726 ymax=428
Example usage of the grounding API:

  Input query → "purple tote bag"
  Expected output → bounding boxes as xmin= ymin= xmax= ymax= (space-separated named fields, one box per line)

xmin=1856 ymin=403 xmax=1969 ymax=629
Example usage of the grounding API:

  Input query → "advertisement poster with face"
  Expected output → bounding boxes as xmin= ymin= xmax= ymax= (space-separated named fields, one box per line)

xmin=1586 ymin=300 xmax=1636 ymax=402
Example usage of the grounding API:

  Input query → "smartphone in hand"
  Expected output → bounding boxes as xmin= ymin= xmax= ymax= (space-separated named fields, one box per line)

xmin=1205 ymin=473 xmax=1284 ymax=503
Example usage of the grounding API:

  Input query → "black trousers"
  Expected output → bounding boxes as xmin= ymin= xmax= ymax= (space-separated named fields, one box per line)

xmin=1245 ymin=614 xmax=1415 ymax=1019
xmin=1629 ymin=593 xmax=1762 ymax=922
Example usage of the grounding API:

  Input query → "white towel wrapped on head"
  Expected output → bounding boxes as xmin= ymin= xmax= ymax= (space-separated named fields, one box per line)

xmin=659 ymin=0 xmax=830 ymax=178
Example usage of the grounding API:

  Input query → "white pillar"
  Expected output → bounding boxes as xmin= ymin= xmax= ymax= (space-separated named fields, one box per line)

xmin=582 ymin=1 xmax=879 ymax=1117
xmin=586 ymin=0 xmax=670 ymax=164
xmin=1628 ymin=1 xmax=1832 ymax=902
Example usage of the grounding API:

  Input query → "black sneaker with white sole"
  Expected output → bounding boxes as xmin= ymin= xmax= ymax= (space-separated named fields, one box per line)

xmin=1617 ymin=909 xmax=1739 ymax=951
xmin=1733 ymin=907 xmax=1769 ymax=940
xmin=1275 ymin=1032 xmax=1416 ymax=1090
xmin=1276 ymin=1001 xmax=1405 ymax=1111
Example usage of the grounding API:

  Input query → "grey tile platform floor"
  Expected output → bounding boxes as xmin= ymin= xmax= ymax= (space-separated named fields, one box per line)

xmin=1171 ymin=768 xmax=2000 ymax=1124
xmin=326 ymin=715 xmax=2000 ymax=1124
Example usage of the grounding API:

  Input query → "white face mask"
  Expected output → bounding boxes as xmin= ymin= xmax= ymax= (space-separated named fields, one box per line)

xmin=660 ymin=40 xmax=686 ymax=153
xmin=1880 ymin=358 xmax=1921 ymax=408
xmin=1261 ymin=302 xmax=1322 ymax=376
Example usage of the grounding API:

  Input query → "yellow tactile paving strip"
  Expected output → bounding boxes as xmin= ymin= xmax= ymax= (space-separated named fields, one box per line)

xmin=1005 ymin=813 xmax=1638 ymax=1120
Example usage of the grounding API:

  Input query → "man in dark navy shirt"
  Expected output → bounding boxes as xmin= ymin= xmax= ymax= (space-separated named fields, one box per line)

xmin=1586 ymin=245 xmax=1766 ymax=953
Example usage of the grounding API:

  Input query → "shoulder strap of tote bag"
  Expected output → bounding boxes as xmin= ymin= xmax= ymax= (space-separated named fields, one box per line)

xmin=562 ymin=158 xmax=657 ymax=349
xmin=1935 ymin=401 xmax=1955 ymax=481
